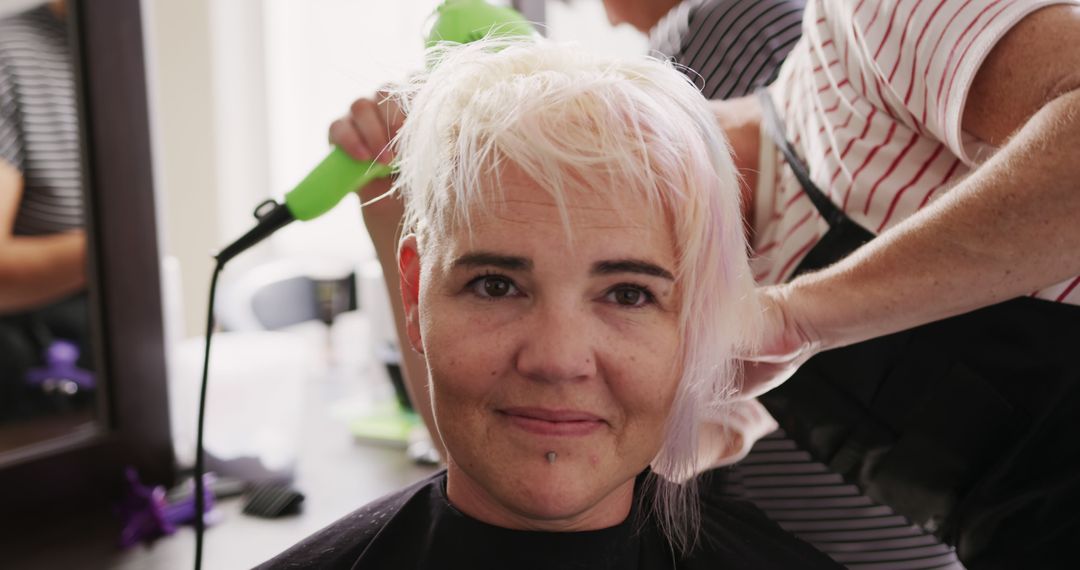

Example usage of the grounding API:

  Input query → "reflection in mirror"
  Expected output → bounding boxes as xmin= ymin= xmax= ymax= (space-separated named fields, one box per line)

xmin=0 ymin=0 xmax=98 ymax=457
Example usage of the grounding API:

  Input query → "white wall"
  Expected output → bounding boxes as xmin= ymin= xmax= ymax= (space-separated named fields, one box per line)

xmin=261 ymin=0 xmax=444 ymax=265
xmin=545 ymin=0 xmax=648 ymax=56
xmin=210 ymin=0 xmax=274 ymax=249
xmin=142 ymin=0 xmax=221 ymax=339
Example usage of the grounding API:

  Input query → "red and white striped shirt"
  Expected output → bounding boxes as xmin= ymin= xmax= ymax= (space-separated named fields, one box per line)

xmin=750 ymin=0 xmax=1080 ymax=304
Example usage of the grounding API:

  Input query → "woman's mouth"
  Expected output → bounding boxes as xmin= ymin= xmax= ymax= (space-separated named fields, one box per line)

xmin=498 ymin=407 xmax=606 ymax=436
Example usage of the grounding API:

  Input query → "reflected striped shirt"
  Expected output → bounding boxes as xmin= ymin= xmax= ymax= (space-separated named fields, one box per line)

xmin=0 ymin=5 xmax=82 ymax=236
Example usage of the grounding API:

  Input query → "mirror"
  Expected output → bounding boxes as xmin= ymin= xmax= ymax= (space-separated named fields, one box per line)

xmin=0 ymin=0 xmax=102 ymax=462
xmin=0 ymin=0 xmax=171 ymax=528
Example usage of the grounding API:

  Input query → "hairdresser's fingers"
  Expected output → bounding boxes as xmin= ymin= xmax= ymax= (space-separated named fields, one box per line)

xmin=349 ymin=98 xmax=395 ymax=164
xmin=735 ymin=286 xmax=820 ymax=399
xmin=754 ymin=285 xmax=819 ymax=360
xmin=696 ymin=400 xmax=778 ymax=470
xmin=329 ymin=115 xmax=372 ymax=161
xmin=738 ymin=359 xmax=806 ymax=400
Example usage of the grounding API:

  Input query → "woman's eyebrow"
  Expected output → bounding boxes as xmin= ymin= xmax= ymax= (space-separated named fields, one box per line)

xmin=593 ymin=260 xmax=674 ymax=280
xmin=452 ymin=251 xmax=532 ymax=271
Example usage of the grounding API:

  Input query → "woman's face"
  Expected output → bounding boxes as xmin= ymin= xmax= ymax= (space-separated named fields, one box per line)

xmin=400 ymin=166 xmax=683 ymax=531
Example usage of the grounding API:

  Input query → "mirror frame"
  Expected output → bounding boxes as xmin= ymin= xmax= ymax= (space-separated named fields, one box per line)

xmin=0 ymin=0 xmax=174 ymax=518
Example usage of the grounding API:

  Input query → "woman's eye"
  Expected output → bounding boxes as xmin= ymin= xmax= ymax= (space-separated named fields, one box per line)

xmin=469 ymin=276 xmax=518 ymax=299
xmin=607 ymin=285 xmax=654 ymax=308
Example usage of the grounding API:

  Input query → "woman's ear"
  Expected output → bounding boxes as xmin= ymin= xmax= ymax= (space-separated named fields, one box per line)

xmin=398 ymin=235 xmax=424 ymax=354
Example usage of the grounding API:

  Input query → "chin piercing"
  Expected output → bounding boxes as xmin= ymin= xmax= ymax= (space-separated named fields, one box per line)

xmin=546 ymin=451 xmax=557 ymax=464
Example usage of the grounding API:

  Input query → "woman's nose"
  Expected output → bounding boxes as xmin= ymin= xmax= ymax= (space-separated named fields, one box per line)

xmin=514 ymin=303 xmax=598 ymax=384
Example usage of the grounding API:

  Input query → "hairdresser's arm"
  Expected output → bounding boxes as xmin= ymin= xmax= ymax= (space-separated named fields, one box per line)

xmin=330 ymin=94 xmax=446 ymax=458
xmin=0 ymin=159 xmax=86 ymax=314
xmin=741 ymin=5 xmax=1080 ymax=396
xmin=711 ymin=95 xmax=761 ymax=233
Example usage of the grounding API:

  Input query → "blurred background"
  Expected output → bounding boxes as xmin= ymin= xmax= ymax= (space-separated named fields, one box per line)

xmin=0 ymin=0 xmax=645 ymax=568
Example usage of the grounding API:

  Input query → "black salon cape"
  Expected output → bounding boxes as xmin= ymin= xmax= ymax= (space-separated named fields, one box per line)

xmin=257 ymin=469 xmax=841 ymax=569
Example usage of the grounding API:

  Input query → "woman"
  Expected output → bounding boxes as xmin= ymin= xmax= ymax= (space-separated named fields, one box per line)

xmin=259 ymin=38 xmax=839 ymax=569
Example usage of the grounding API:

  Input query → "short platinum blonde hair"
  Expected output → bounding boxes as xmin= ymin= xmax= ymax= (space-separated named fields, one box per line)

xmin=389 ymin=37 xmax=761 ymax=551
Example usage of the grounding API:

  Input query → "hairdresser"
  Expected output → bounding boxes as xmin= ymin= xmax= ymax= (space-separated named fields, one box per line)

xmin=718 ymin=1 xmax=1080 ymax=568
xmin=601 ymin=2 xmax=970 ymax=568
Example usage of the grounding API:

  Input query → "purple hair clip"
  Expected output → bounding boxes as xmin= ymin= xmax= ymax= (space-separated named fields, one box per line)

xmin=116 ymin=467 xmax=216 ymax=548
xmin=25 ymin=339 xmax=95 ymax=393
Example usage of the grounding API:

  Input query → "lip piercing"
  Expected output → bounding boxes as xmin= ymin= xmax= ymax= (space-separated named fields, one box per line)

xmin=546 ymin=451 xmax=557 ymax=464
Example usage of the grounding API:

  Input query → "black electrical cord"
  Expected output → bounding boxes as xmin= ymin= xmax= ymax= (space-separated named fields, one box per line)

xmin=194 ymin=260 xmax=224 ymax=570
xmin=191 ymin=198 xmax=292 ymax=570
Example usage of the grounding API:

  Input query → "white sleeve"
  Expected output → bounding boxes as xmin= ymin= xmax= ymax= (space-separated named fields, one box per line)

xmin=830 ymin=0 xmax=1079 ymax=164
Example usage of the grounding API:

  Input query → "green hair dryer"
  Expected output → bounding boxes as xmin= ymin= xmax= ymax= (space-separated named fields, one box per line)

xmin=216 ymin=0 xmax=534 ymax=264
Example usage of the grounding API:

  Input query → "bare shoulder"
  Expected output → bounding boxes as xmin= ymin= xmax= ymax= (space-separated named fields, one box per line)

xmin=964 ymin=4 xmax=1080 ymax=145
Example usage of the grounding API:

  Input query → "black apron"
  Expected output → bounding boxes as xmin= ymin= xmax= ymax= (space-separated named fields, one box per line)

xmin=755 ymin=90 xmax=1080 ymax=569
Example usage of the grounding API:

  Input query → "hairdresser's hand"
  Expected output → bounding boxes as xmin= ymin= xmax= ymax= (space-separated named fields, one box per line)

xmin=696 ymin=399 xmax=779 ymax=471
xmin=737 ymin=285 xmax=822 ymax=400
xmin=329 ymin=88 xmax=405 ymax=204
